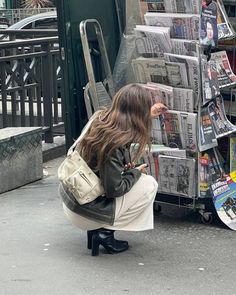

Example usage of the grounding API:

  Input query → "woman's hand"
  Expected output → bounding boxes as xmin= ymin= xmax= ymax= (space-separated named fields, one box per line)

xmin=124 ymin=162 xmax=136 ymax=172
xmin=151 ymin=102 xmax=168 ymax=118
xmin=135 ymin=164 xmax=148 ymax=174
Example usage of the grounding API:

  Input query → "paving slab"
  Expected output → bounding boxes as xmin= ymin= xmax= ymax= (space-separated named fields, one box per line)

xmin=0 ymin=157 xmax=236 ymax=295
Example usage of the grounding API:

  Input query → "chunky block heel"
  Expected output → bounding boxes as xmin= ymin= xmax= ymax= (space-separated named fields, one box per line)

xmin=90 ymin=228 xmax=129 ymax=256
xmin=91 ymin=238 xmax=100 ymax=256
xmin=87 ymin=230 xmax=99 ymax=250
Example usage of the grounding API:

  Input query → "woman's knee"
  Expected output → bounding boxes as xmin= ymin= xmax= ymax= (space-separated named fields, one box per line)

xmin=141 ymin=174 xmax=158 ymax=199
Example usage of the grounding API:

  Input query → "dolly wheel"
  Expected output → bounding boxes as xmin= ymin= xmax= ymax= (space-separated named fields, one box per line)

xmin=154 ymin=203 xmax=162 ymax=213
xmin=201 ymin=213 xmax=213 ymax=224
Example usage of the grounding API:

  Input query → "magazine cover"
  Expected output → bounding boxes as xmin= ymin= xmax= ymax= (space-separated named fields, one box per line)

xmin=199 ymin=148 xmax=225 ymax=198
xmin=216 ymin=0 xmax=236 ymax=40
xmin=200 ymin=0 xmax=218 ymax=47
xmin=199 ymin=104 xmax=218 ymax=151
xmin=211 ymin=172 xmax=236 ymax=230
xmin=230 ymin=136 xmax=236 ymax=173
xmin=210 ymin=51 xmax=236 ymax=88
xmin=208 ymin=95 xmax=236 ymax=138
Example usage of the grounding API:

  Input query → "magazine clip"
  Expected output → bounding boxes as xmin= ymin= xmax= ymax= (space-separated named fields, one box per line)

xmin=204 ymin=45 xmax=212 ymax=62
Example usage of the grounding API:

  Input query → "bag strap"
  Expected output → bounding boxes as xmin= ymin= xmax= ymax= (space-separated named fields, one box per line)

xmin=67 ymin=112 xmax=98 ymax=156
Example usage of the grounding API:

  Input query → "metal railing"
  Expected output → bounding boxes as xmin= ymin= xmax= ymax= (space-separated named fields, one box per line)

xmin=0 ymin=31 xmax=63 ymax=143
xmin=0 ymin=8 xmax=57 ymax=26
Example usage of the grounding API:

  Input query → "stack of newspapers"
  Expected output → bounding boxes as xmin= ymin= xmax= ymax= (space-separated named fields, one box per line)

xmin=135 ymin=1 xmax=202 ymax=197
xmin=135 ymin=0 xmax=236 ymax=198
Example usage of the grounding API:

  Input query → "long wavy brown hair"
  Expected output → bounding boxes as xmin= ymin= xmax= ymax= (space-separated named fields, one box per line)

xmin=78 ymin=83 xmax=153 ymax=170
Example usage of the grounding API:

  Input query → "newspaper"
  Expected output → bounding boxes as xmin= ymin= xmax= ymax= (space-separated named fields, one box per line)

xmin=164 ymin=53 xmax=200 ymax=107
xmin=158 ymin=155 xmax=196 ymax=197
xmin=171 ymin=38 xmax=198 ymax=56
xmin=210 ymin=51 xmax=236 ymax=88
xmin=178 ymin=111 xmax=198 ymax=152
xmin=145 ymin=82 xmax=174 ymax=109
xmin=165 ymin=61 xmax=189 ymax=87
xmin=208 ymin=95 xmax=236 ymax=138
xmin=146 ymin=82 xmax=194 ymax=112
xmin=152 ymin=116 xmax=166 ymax=144
xmin=202 ymin=58 xmax=220 ymax=104
xmin=139 ymin=0 xmax=165 ymax=16
xmin=164 ymin=0 xmax=201 ymax=14
xmin=144 ymin=13 xmax=200 ymax=40
xmin=199 ymin=104 xmax=218 ymax=152
xmin=153 ymin=111 xmax=198 ymax=152
xmin=173 ymin=87 xmax=194 ymax=112
xmin=131 ymin=57 xmax=168 ymax=84
xmin=139 ymin=0 xmax=201 ymax=14
xmin=134 ymin=25 xmax=172 ymax=57
xmin=141 ymin=145 xmax=186 ymax=180
xmin=131 ymin=57 xmax=189 ymax=88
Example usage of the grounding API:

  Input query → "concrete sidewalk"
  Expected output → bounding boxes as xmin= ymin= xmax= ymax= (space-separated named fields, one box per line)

xmin=0 ymin=156 xmax=236 ymax=295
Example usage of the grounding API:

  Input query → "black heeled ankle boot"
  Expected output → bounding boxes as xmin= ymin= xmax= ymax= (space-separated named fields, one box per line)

xmin=91 ymin=228 xmax=129 ymax=256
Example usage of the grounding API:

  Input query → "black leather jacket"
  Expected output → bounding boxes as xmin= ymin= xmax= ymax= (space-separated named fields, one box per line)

xmin=60 ymin=147 xmax=141 ymax=225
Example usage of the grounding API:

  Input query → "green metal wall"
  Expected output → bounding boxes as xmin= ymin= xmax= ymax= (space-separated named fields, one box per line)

xmin=56 ymin=0 xmax=123 ymax=148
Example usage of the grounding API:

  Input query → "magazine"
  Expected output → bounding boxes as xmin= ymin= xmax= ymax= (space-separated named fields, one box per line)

xmin=210 ymin=51 xmax=236 ymax=88
xmin=208 ymin=95 xmax=236 ymax=138
xmin=171 ymin=38 xmax=198 ymax=56
xmin=200 ymin=0 xmax=218 ymax=47
xmin=199 ymin=104 xmax=218 ymax=152
xmin=211 ymin=171 xmax=236 ymax=230
xmin=158 ymin=155 xmax=196 ymax=197
xmin=144 ymin=13 xmax=200 ymax=40
xmin=199 ymin=148 xmax=224 ymax=198
xmin=216 ymin=0 xmax=236 ymax=40
xmin=134 ymin=25 xmax=172 ymax=57
xmin=230 ymin=136 xmax=236 ymax=173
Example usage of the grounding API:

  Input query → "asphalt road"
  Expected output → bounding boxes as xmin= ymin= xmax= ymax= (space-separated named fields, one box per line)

xmin=0 ymin=157 xmax=236 ymax=295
